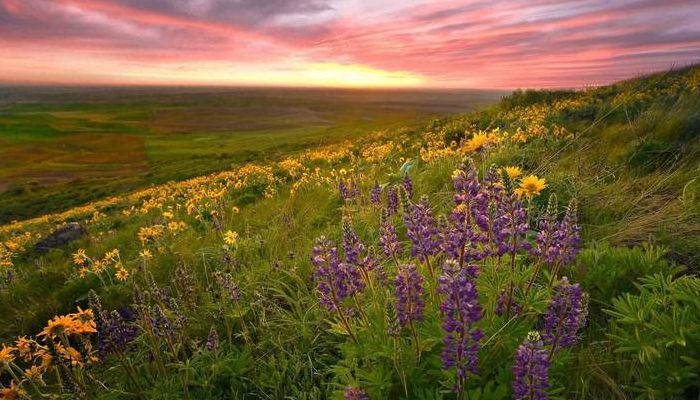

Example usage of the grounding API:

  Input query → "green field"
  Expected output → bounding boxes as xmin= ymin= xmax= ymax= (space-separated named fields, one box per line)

xmin=0 ymin=87 xmax=503 ymax=222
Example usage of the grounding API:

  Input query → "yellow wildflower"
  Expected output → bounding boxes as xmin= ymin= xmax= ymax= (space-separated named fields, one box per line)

xmin=139 ymin=249 xmax=153 ymax=259
xmin=503 ymin=166 xmax=523 ymax=180
xmin=115 ymin=268 xmax=129 ymax=282
xmin=517 ymin=175 xmax=547 ymax=197
xmin=223 ymin=230 xmax=239 ymax=246
xmin=0 ymin=381 xmax=26 ymax=400
xmin=0 ymin=345 xmax=15 ymax=364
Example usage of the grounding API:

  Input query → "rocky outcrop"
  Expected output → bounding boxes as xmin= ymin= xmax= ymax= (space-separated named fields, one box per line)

xmin=34 ymin=223 xmax=85 ymax=252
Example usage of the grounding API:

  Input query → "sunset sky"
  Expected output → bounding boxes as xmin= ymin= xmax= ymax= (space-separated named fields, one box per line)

xmin=1 ymin=0 xmax=699 ymax=88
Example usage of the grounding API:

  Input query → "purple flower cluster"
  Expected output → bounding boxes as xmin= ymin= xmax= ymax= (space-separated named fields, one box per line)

xmin=512 ymin=331 xmax=550 ymax=400
xmin=493 ymin=191 xmax=531 ymax=256
xmin=438 ymin=260 xmax=483 ymax=392
xmin=394 ymin=264 xmax=425 ymax=328
xmin=342 ymin=218 xmax=376 ymax=273
xmin=379 ymin=218 xmax=402 ymax=259
xmin=344 ymin=386 xmax=369 ymax=400
xmin=533 ymin=197 xmax=581 ymax=267
xmin=339 ymin=179 xmax=360 ymax=202
xmin=555 ymin=200 xmax=581 ymax=266
xmin=403 ymin=196 xmax=440 ymax=264
xmin=402 ymin=174 xmax=414 ymax=199
xmin=543 ymin=277 xmax=586 ymax=353
xmin=311 ymin=236 xmax=364 ymax=312
xmin=386 ymin=186 xmax=399 ymax=216
xmin=98 ymin=309 xmax=140 ymax=357
xmin=370 ymin=183 xmax=382 ymax=205
xmin=214 ymin=271 xmax=241 ymax=302
xmin=206 ymin=326 xmax=220 ymax=351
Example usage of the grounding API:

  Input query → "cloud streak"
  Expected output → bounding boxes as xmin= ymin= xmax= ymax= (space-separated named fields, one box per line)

xmin=1 ymin=0 xmax=699 ymax=88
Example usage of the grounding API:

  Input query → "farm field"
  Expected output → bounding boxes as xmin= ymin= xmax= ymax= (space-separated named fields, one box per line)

xmin=0 ymin=87 xmax=503 ymax=222
xmin=0 ymin=66 xmax=698 ymax=399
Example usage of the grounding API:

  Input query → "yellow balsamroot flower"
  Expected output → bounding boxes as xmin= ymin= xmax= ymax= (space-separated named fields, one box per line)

xmin=38 ymin=315 xmax=76 ymax=338
xmin=72 ymin=307 xmax=97 ymax=335
xmin=15 ymin=337 xmax=33 ymax=361
xmin=72 ymin=249 xmax=86 ymax=266
xmin=232 ymin=206 xmax=240 ymax=214
xmin=139 ymin=249 xmax=153 ymax=259
xmin=24 ymin=365 xmax=42 ymax=380
xmin=115 ymin=267 xmax=129 ymax=282
xmin=0 ymin=380 xmax=26 ymax=400
xmin=0 ymin=344 xmax=16 ymax=364
xmin=517 ymin=175 xmax=547 ymax=197
xmin=224 ymin=230 xmax=239 ymax=246
xmin=503 ymin=166 xmax=523 ymax=180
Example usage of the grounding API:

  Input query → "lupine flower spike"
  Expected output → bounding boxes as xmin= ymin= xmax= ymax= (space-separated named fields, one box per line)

xmin=512 ymin=331 xmax=550 ymax=400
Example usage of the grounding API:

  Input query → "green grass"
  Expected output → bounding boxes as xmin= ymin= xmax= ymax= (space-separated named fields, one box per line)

xmin=0 ymin=87 xmax=502 ymax=222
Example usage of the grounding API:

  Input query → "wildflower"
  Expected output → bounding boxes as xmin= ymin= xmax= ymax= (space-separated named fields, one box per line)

xmin=394 ymin=264 xmax=425 ymax=328
xmin=338 ymin=179 xmax=349 ymax=201
xmin=504 ymin=166 xmax=523 ymax=180
xmin=223 ymin=230 xmax=239 ymax=246
xmin=344 ymin=386 xmax=369 ymax=400
xmin=553 ymin=200 xmax=581 ymax=267
xmin=402 ymin=174 xmax=414 ymax=198
xmin=115 ymin=267 xmax=129 ymax=282
xmin=403 ymin=196 xmax=440 ymax=266
xmin=139 ymin=249 xmax=153 ymax=259
xmin=71 ymin=307 xmax=97 ymax=334
xmin=206 ymin=326 xmax=220 ymax=351
xmin=0 ymin=380 xmax=26 ymax=400
xmin=214 ymin=271 xmax=241 ymax=302
xmin=543 ymin=277 xmax=587 ymax=355
xmin=532 ymin=195 xmax=560 ymax=264
xmin=98 ymin=310 xmax=139 ymax=357
xmin=72 ymin=249 xmax=87 ymax=266
xmin=310 ymin=237 xmax=363 ymax=311
xmin=15 ymin=337 xmax=34 ymax=361
xmin=439 ymin=260 xmax=482 ymax=393
xmin=39 ymin=315 xmax=76 ymax=338
xmin=342 ymin=217 xmax=375 ymax=277
xmin=516 ymin=175 xmax=547 ymax=198
xmin=512 ymin=331 xmax=550 ymax=400
xmin=370 ymin=183 xmax=382 ymax=205
xmin=0 ymin=345 xmax=15 ymax=364
xmin=379 ymin=218 xmax=402 ymax=259
xmin=386 ymin=186 xmax=399 ymax=216
xmin=232 ymin=206 xmax=240 ymax=214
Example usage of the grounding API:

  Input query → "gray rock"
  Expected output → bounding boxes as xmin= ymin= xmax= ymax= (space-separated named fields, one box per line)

xmin=34 ymin=222 xmax=86 ymax=252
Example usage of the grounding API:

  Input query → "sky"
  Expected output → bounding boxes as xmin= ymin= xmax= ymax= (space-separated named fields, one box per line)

xmin=1 ymin=0 xmax=699 ymax=88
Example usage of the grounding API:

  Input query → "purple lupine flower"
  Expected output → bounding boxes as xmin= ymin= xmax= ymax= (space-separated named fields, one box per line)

xmin=349 ymin=179 xmax=360 ymax=199
xmin=206 ymin=326 xmax=220 ymax=351
xmin=452 ymin=161 xmax=480 ymax=206
xmin=492 ymin=191 xmax=531 ymax=257
xmin=439 ymin=260 xmax=483 ymax=393
xmin=370 ymin=183 xmax=382 ymax=205
xmin=339 ymin=179 xmax=349 ymax=201
xmin=98 ymin=309 xmax=140 ymax=357
xmin=442 ymin=202 xmax=487 ymax=264
xmin=394 ymin=264 xmax=425 ymax=328
xmin=311 ymin=236 xmax=364 ymax=311
xmin=214 ymin=271 xmax=241 ymax=302
xmin=342 ymin=218 xmax=377 ymax=283
xmin=379 ymin=218 xmax=402 ymax=259
xmin=532 ymin=195 xmax=560 ymax=264
xmin=344 ymin=386 xmax=369 ymax=400
xmin=403 ymin=196 xmax=440 ymax=263
xmin=512 ymin=331 xmax=550 ymax=400
xmin=543 ymin=277 xmax=586 ymax=354
xmin=402 ymin=174 xmax=414 ymax=199
xmin=495 ymin=289 xmax=522 ymax=317
xmin=151 ymin=305 xmax=173 ymax=338
xmin=386 ymin=186 xmax=399 ymax=216
xmin=554 ymin=200 xmax=581 ymax=266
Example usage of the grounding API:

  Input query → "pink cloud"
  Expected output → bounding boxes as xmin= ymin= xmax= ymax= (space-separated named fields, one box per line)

xmin=0 ymin=0 xmax=699 ymax=88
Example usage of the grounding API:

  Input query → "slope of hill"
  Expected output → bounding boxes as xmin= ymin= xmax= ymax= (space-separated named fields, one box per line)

xmin=0 ymin=66 xmax=698 ymax=399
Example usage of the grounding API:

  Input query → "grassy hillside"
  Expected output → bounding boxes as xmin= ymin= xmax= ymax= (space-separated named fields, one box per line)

xmin=0 ymin=66 xmax=698 ymax=399
xmin=0 ymin=87 xmax=501 ymax=223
